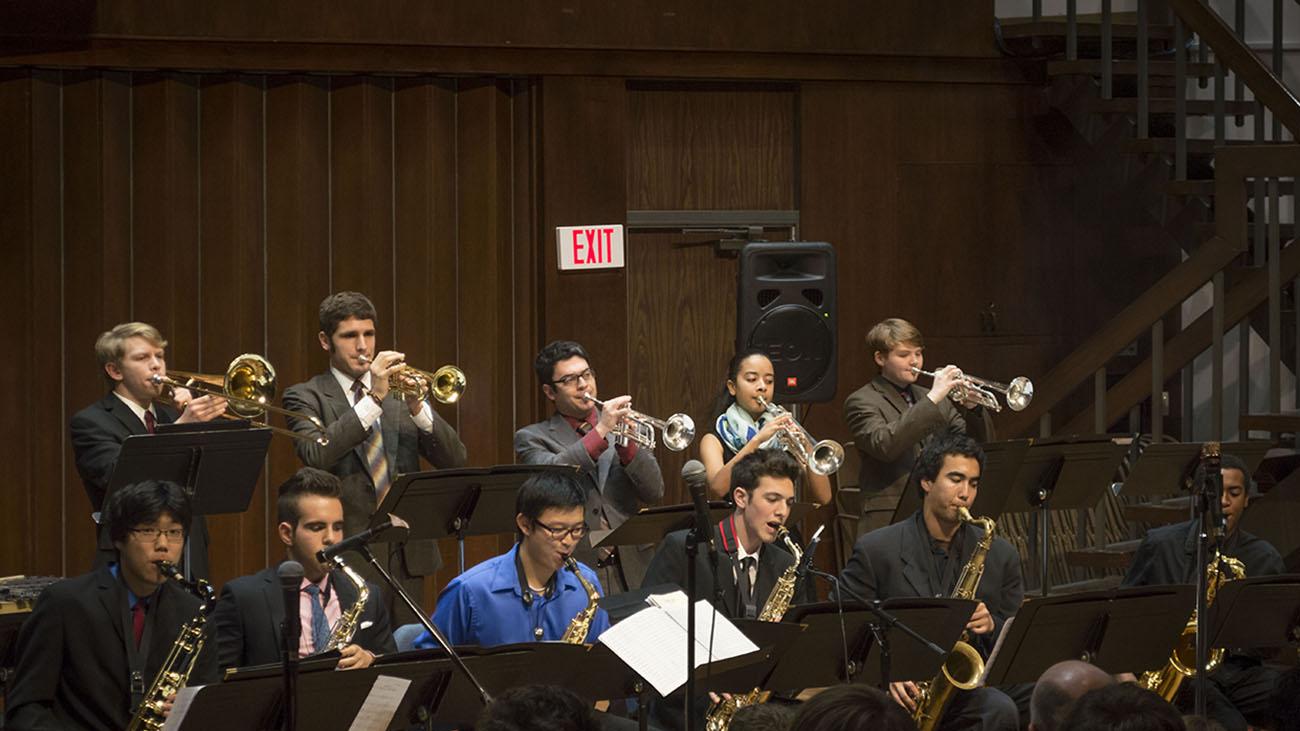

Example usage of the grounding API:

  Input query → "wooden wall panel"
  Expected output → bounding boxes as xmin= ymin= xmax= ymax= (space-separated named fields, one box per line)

xmin=329 ymin=76 xmax=395 ymax=300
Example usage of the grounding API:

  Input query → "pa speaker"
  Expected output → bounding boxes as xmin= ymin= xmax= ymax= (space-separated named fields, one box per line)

xmin=736 ymin=242 xmax=837 ymax=403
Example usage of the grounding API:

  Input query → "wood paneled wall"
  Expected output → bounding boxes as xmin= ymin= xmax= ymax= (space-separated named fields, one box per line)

xmin=0 ymin=2 xmax=1178 ymax=609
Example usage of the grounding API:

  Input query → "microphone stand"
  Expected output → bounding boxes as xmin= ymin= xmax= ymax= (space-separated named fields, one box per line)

xmin=340 ymin=545 xmax=493 ymax=707
xmin=1191 ymin=448 xmax=1225 ymax=720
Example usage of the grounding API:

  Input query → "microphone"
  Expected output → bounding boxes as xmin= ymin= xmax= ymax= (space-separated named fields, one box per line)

xmin=795 ymin=524 xmax=825 ymax=578
xmin=278 ymin=560 xmax=304 ymax=658
xmin=682 ymin=460 xmax=714 ymax=551
xmin=317 ymin=514 xmax=410 ymax=563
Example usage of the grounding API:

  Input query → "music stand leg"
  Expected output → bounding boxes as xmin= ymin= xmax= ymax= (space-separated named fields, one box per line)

xmin=1039 ymin=499 xmax=1051 ymax=598
xmin=458 ymin=531 xmax=466 ymax=574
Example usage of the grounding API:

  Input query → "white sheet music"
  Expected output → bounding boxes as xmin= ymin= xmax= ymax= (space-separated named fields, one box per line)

xmin=160 ymin=685 xmax=203 ymax=731
xmin=347 ymin=675 xmax=411 ymax=731
xmin=598 ymin=590 xmax=758 ymax=697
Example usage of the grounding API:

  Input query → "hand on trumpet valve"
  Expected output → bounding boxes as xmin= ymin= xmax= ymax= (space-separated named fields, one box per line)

xmin=756 ymin=413 xmax=794 ymax=445
xmin=174 ymin=393 xmax=228 ymax=424
xmin=595 ymin=394 xmax=633 ymax=437
xmin=925 ymin=365 xmax=964 ymax=405
xmin=364 ymin=351 xmax=405 ymax=401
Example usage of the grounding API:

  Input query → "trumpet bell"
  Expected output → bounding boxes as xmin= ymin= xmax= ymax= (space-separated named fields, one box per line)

xmin=390 ymin=364 xmax=466 ymax=404
xmin=809 ymin=439 xmax=845 ymax=476
xmin=661 ymin=414 xmax=696 ymax=452
xmin=1005 ymin=377 xmax=1034 ymax=411
xmin=430 ymin=365 xmax=467 ymax=404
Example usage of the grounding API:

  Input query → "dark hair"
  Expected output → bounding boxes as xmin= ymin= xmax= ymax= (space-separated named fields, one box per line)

xmin=912 ymin=429 xmax=985 ymax=499
xmin=533 ymin=340 xmax=590 ymax=386
xmin=103 ymin=481 xmax=192 ymax=545
xmin=732 ymin=448 xmax=803 ymax=497
xmin=515 ymin=470 xmax=587 ymax=540
xmin=318 ymin=291 xmax=377 ymax=338
xmin=1193 ymin=453 xmax=1254 ymax=497
xmin=1061 ymin=684 xmax=1183 ymax=731
xmin=1268 ymin=666 xmax=1300 ymax=731
xmin=708 ymin=348 xmax=772 ymax=427
xmin=277 ymin=467 xmax=344 ymax=526
xmin=475 ymin=684 xmax=600 ymax=731
xmin=790 ymin=685 xmax=912 ymax=731
xmin=1181 ymin=717 xmax=1226 ymax=731
xmin=731 ymin=702 xmax=795 ymax=731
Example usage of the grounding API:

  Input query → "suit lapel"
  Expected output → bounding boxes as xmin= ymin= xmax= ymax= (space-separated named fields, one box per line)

xmin=102 ymin=393 xmax=148 ymax=436
xmin=713 ymin=521 xmax=742 ymax=617
xmin=899 ymin=516 xmax=936 ymax=597
xmin=260 ymin=567 xmax=286 ymax=650
xmin=95 ymin=567 xmax=129 ymax=649
xmin=871 ymin=377 xmax=911 ymax=419
xmin=318 ymin=372 xmax=372 ymax=469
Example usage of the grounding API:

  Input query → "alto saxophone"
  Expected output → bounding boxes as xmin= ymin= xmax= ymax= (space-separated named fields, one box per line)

xmin=912 ymin=508 xmax=995 ymax=731
xmin=560 ymin=557 xmax=600 ymax=644
xmin=128 ymin=561 xmax=215 ymax=731
xmin=704 ymin=527 xmax=804 ymax=731
xmin=1138 ymin=550 xmax=1246 ymax=701
xmin=321 ymin=554 xmax=370 ymax=652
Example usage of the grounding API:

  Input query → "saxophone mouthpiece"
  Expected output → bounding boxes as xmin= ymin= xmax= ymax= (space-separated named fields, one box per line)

xmin=956 ymin=507 xmax=974 ymax=523
xmin=155 ymin=560 xmax=182 ymax=580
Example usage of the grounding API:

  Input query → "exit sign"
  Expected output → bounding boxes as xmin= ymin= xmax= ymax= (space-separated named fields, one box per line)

xmin=557 ymin=225 xmax=625 ymax=271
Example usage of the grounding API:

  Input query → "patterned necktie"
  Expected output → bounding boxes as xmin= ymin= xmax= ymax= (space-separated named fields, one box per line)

xmin=351 ymin=379 xmax=391 ymax=501
xmin=303 ymin=584 xmax=331 ymax=654
xmin=143 ymin=410 xmax=156 ymax=434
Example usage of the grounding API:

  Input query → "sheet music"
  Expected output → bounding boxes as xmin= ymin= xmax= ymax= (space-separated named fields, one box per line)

xmin=979 ymin=614 xmax=1016 ymax=686
xmin=160 ymin=685 xmax=203 ymax=731
xmin=347 ymin=675 xmax=411 ymax=731
xmin=599 ymin=590 xmax=758 ymax=697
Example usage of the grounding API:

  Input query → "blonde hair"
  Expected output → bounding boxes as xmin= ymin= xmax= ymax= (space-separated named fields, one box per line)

xmin=865 ymin=318 xmax=923 ymax=357
xmin=95 ymin=322 xmax=166 ymax=383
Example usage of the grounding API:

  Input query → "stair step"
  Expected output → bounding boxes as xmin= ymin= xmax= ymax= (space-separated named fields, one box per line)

xmin=1064 ymin=538 xmax=1144 ymax=571
xmin=1167 ymin=178 xmax=1297 ymax=199
xmin=1048 ymin=59 xmax=1218 ymax=79
xmin=1000 ymin=16 xmax=1174 ymax=42
xmin=1121 ymin=138 xmax=1254 ymax=155
xmin=1123 ymin=496 xmax=1192 ymax=525
xmin=1088 ymin=98 xmax=1259 ymax=116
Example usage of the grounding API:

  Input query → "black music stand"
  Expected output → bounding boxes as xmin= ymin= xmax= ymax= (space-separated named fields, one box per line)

xmin=1204 ymin=574 xmax=1300 ymax=650
xmin=105 ymin=424 xmax=271 ymax=579
xmin=890 ymin=439 xmax=1035 ymax=524
xmin=1002 ymin=436 xmax=1128 ymax=596
xmin=1240 ymin=470 xmax=1300 ymax=569
xmin=982 ymin=584 xmax=1195 ymax=685
xmin=373 ymin=465 xmax=576 ymax=572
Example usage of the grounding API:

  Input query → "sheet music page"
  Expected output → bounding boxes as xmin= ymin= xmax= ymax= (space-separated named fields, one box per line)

xmin=160 ymin=685 xmax=203 ymax=731
xmin=980 ymin=614 xmax=1016 ymax=686
xmin=347 ymin=675 xmax=411 ymax=731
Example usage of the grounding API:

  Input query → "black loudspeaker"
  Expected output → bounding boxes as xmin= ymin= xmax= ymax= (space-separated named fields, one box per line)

xmin=736 ymin=242 xmax=837 ymax=403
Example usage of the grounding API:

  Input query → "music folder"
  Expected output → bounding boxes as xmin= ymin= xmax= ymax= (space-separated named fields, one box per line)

xmin=106 ymin=423 xmax=270 ymax=516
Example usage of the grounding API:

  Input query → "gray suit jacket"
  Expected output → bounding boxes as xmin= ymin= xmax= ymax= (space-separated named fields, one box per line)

xmin=514 ymin=412 xmax=665 ymax=591
xmin=283 ymin=371 xmax=467 ymax=576
xmin=843 ymin=375 xmax=994 ymax=500
xmin=837 ymin=511 xmax=1024 ymax=657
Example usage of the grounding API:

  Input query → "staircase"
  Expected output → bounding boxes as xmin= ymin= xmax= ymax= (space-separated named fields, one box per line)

xmin=991 ymin=0 xmax=1299 ymax=591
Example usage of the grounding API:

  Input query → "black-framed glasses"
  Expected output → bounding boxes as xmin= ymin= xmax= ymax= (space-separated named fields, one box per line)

xmin=551 ymin=368 xmax=595 ymax=389
xmin=533 ymin=520 xmax=588 ymax=541
xmin=130 ymin=527 xmax=185 ymax=543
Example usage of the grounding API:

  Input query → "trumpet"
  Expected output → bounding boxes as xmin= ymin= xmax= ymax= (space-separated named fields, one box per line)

xmin=582 ymin=394 xmax=695 ymax=451
xmin=151 ymin=354 xmax=329 ymax=445
xmin=755 ymin=396 xmax=844 ymax=476
xmin=910 ymin=366 xmax=1034 ymax=413
xmin=357 ymin=354 xmax=466 ymax=404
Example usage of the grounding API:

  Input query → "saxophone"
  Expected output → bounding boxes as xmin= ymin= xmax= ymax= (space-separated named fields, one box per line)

xmin=704 ymin=527 xmax=803 ymax=731
xmin=127 ymin=561 xmax=215 ymax=731
xmin=1138 ymin=549 xmax=1246 ymax=701
xmin=321 ymin=554 xmax=369 ymax=652
xmin=560 ymin=557 xmax=600 ymax=644
xmin=912 ymin=508 xmax=995 ymax=731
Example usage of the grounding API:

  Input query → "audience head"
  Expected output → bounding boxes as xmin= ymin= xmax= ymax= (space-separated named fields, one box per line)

xmin=730 ymin=701 xmax=794 ymax=731
xmin=789 ymin=684 xmax=913 ymax=731
xmin=1268 ymin=665 xmax=1300 ymax=731
xmin=1061 ymin=683 xmax=1184 ymax=731
xmin=1028 ymin=660 xmax=1116 ymax=731
xmin=475 ymin=684 xmax=600 ymax=731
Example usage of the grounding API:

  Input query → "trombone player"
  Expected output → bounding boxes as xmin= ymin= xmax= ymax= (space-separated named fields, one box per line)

xmin=515 ymin=340 xmax=665 ymax=594
xmin=70 ymin=322 xmax=228 ymax=578
xmin=283 ymin=291 xmax=467 ymax=622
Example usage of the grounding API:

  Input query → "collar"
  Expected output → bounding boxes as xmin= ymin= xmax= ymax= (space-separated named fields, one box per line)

xmin=331 ymin=367 xmax=371 ymax=399
xmin=915 ymin=510 xmax=965 ymax=553
xmin=490 ymin=544 xmax=567 ymax=601
xmin=299 ymin=573 xmax=332 ymax=602
xmin=109 ymin=562 xmax=156 ymax=610
xmin=718 ymin=514 xmax=763 ymax=559
xmin=112 ymin=391 xmax=156 ymax=425
xmin=561 ymin=409 xmax=598 ymax=434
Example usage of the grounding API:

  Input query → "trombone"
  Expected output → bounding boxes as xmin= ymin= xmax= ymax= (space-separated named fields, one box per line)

xmin=582 ymin=394 xmax=695 ymax=452
xmin=755 ymin=396 xmax=844 ymax=476
xmin=151 ymin=354 xmax=329 ymax=445
xmin=357 ymin=355 xmax=466 ymax=405
xmin=909 ymin=366 xmax=1034 ymax=413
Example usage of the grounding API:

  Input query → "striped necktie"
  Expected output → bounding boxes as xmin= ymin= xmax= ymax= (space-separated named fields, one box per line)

xmin=352 ymin=379 xmax=392 ymax=501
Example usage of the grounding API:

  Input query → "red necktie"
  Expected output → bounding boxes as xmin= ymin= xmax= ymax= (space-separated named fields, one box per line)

xmin=132 ymin=602 xmax=145 ymax=647
xmin=144 ymin=411 xmax=156 ymax=434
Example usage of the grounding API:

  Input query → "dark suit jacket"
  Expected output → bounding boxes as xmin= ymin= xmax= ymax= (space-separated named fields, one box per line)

xmin=514 ymin=412 xmax=665 ymax=591
xmin=1122 ymin=519 xmax=1284 ymax=588
xmin=283 ymin=371 xmax=467 ymax=577
xmin=212 ymin=564 xmax=396 ymax=670
xmin=836 ymin=511 xmax=1023 ymax=656
xmin=843 ymin=376 xmax=994 ymax=500
xmin=4 ymin=566 xmax=219 ymax=731
xmin=69 ymin=393 xmax=209 ymax=579
xmin=642 ymin=520 xmax=796 ymax=619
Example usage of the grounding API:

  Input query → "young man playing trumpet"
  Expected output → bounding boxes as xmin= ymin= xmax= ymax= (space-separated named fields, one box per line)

xmin=514 ymin=340 xmax=665 ymax=594
xmin=837 ymin=431 xmax=1021 ymax=730
xmin=213 ymin=467 xmax=394 ymax=671
xmin=283 ymin=291 xmax=467 ymax=622
xmin=842 ymin=318 xmax=994 ymax=537
xmin=70 ymin=322 xmax=228 ymax=577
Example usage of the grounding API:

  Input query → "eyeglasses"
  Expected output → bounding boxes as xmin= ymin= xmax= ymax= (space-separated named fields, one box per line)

xmin=130 ymin=527 xmax=186 ymax=543
xmin=551 ymin=368 xmax=595 ymax=389
xmin=533 ymin=520 xmax=589 ymax=541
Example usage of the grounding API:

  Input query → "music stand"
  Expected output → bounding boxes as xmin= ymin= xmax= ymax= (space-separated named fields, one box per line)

xmin=105 ymin=425 xmax=271 ymax=579
xmin=890 ymin=439 xmax=1034 ymax=524
xmin=1240 ymin=470 xmax=1300 ymax=568
xmin=982 ymin=584 xmax=1195 ymax=685
xmin=373 ymin=465 xmax=577 ymax=572
xmin=1205 ymin=574 xmax=1300 ymax=650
